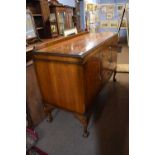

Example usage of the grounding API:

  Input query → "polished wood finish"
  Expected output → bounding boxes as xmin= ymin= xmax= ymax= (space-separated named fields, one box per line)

xmin=33 ymin=32 xmax=118 ymax=136
xmin=35 ymin=32 xmax=117 ymax=57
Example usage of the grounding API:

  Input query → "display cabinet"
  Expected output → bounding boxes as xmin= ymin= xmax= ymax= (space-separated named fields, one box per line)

xmin=73 ymin=0 xmax=81 ymax=32
xmin=27 ymin=0 xmax=78 ymax=38
xmin=49 ymin=2 xmax=74 ymax=36
xmin=27 ymin=0 xmax=51 ymax=38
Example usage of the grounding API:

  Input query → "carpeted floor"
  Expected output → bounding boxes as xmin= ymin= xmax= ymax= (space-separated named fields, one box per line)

xmin=35 ymin=44 xmax=129 ymax=155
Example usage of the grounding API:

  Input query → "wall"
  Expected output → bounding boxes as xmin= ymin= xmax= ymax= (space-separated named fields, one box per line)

xmin=58 ymin=0 xmax=75 ymax=7
xmin=80 ymin=0 xmax=98 ymax=30
xmin=98 ymin=0 xmax=129 ymax=42
xmin=60 ymin=0 xmax=129 ymax=42
xmin=99 ymin=0 xmax=127 ymax=3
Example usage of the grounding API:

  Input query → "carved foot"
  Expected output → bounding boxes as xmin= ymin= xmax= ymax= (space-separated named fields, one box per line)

xmin=74 ymin=114 xmax=90 ymax=138
xmin=83 ymin=126 xmax=89 ymax=137
xmin=43 ymin=104 xmax=55 ymax=123
xmin=47 ymin=113 xmax=53 ymax=122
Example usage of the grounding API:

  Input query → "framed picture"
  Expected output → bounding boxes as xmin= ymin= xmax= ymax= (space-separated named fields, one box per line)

xmin=106 ymin=4 xmax=115 ymax=13
xmin=117 ymin=4 xmax=124 ymax=12
xmin=106 ymin=12 xmax=114 ymax=19
xmin=26 ymin=9 xmax=37 ymax=40
xmin=87 ymin=4 xmax=94 ymax=11
xmin=100 ymin=20 xmax=110 ymax=28
xmin=93 ymin=4 xmax=98 ymax=11
xmin=100 ymin=5 xmax=106 ymax=13
xmin=121 ymin=20 xmax=127 ymax=28
xmin=109 ymin=20 xmax=118 ymax=28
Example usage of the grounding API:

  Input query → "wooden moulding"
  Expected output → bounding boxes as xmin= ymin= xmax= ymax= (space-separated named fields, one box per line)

xmin=33 ymin=55 xmax=83 ymax=65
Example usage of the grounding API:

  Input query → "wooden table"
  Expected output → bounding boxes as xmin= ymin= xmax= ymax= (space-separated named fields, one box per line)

xmin=33 ymin=32 xmax=118 ymax=137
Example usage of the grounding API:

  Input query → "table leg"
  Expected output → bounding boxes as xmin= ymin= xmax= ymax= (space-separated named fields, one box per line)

xmin=43 ymin=104 xmax=55 ymax=122
xmin=74 ymin=114 xmax=90 ymax=137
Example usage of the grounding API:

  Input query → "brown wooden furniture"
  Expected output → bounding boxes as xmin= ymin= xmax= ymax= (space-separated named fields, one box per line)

xmin=49 ymin=3 xmax=74 ymax=36
xmin=33 ymin=32 xmax=118 ymax=137
xmin=27 ymin=0 xmax=51 ymax=38
xmin=27 ymin=0 xmax=79 ymax=38
xmin=73 ymin=0 xmax=81 ymax=32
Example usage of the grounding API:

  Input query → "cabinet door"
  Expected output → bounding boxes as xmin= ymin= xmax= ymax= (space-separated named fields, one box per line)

xmin=84 ymin=52 xmax=102 ymax=108
xmin=65 ymin=8 xmax=74 ymax=29
xmin=57 ymin=11 xmax=65 ymax=34
xmin=65 ymin=8 xmax=73 ymax=29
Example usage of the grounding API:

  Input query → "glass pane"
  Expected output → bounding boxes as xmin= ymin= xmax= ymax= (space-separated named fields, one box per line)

xmin=58 ymin=12 xmax=65 ymax=34
xmin=26 ymin=13 xmax=37 ymax=39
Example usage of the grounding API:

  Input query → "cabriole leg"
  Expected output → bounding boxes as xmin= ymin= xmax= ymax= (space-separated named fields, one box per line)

xmin=74 ymin=114 xmax=90 ymax=138
xmin=43 ymin=104 xmax=55 ymax=122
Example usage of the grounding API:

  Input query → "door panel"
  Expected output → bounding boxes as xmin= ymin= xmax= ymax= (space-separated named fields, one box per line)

xmin=84 ymin=52 xmax=102 ymax=109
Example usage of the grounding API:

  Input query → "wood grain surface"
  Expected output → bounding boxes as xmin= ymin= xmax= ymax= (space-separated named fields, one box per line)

xmin=35 ymin=32 xmax=118 ymax=57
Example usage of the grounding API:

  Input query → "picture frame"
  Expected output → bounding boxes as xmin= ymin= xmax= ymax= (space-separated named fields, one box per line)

xmin=100 ymin=4 xmax=106 ymax=13
xmin=106 ymin=12 xmax=114 ymax=19
xmin=87 ymin=4 xmax=94 ymax=11
xmin=106 ymin=4 xmax=115 ymax=13
xmin=117 ymin=4 xmax=124 ymax=12
xmin=121 ymin=20 xmax=127 ymax=28
xmin=109 ymin=20 xmax=118 ymax=28
xmin=26 ymin=9 xmax=38 ymax=40
xmin=100 ymin=20 xmax=110 ymax=28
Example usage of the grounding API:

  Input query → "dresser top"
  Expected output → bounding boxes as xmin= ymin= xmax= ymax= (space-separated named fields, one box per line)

xmin=35 ymin=32 xmax=117 ymax=58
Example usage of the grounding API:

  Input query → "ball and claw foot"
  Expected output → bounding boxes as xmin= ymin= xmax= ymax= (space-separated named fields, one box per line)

xmin=47 ymin=113 xmax=53 ymax=122
xmin=82 ymin=125 xmax=89 ymax=138
xmin=83 ymin=131 xmax=89 ymax=138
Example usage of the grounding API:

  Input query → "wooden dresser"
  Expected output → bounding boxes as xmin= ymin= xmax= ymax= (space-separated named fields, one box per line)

xmin=33 ymin=32 xmax=118 ymax=137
